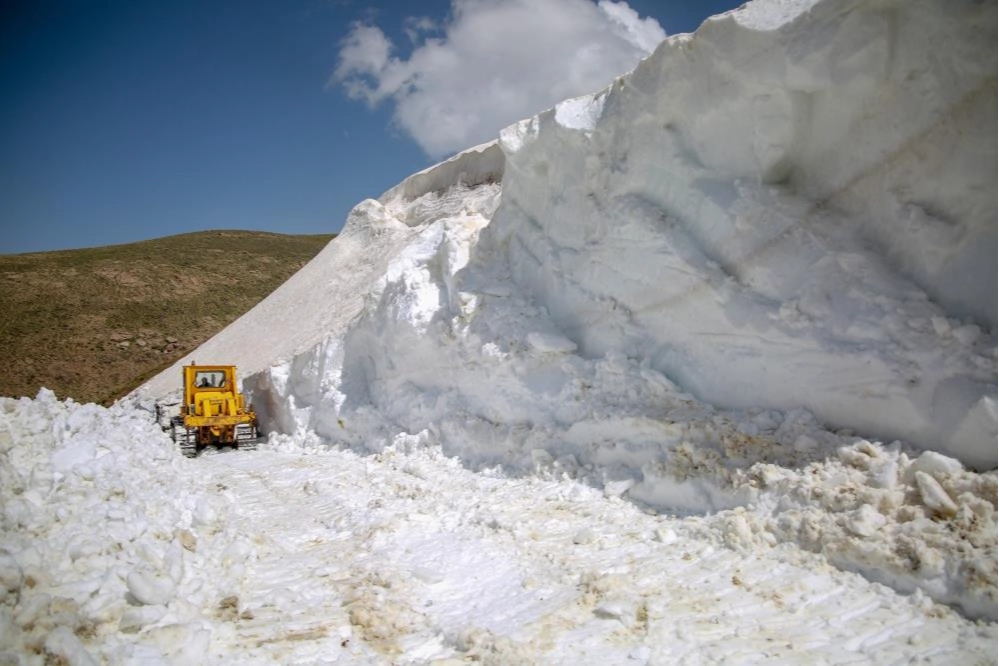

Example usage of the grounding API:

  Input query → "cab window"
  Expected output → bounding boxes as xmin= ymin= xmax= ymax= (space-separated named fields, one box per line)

xmin=195 ymin=371 xmax=226 ymax=388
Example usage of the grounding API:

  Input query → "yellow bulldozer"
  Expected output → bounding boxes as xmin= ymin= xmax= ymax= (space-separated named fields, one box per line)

xmin=160 ymin=363 xmax=262 ymax=458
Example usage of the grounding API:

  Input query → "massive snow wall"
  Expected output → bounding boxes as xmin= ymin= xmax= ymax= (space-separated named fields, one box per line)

xmin=139 ymin=0 xmax=996 ymax=472
xmin=476 ymin=0 xmax=997 ymax=468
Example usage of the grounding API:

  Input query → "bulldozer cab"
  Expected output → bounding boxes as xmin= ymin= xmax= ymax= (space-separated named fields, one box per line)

xmin=181 ymin=364 xmax=245 ymax=421
xmin=186 ymin=365 xmax=233 ymax=395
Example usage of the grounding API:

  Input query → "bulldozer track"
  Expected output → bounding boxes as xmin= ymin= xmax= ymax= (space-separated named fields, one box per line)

xmin=171 ymin=417 xmax=198 ymax=458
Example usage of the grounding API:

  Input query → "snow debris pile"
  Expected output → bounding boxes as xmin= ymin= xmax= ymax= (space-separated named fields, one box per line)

xmin=718 ymin=438 xmax=997 ymax=621
xmin=0 ymin=391 xmax=256 ymax=664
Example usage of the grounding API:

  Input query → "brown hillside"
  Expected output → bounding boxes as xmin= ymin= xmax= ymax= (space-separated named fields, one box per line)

xmin=0 ymin=230 xmax=335 ymax=405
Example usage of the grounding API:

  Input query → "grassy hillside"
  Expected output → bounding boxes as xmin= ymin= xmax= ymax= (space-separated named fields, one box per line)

xmin=0 ymin=230 xmax=335 ymax=405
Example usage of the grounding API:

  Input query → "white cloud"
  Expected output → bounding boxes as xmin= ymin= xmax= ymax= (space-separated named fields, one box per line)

xmin=331 ymin=0 xmax=666 ymax=158
xmin=597 ymin=0 xmax=668 ymax=52
xmin=402 ymin=15 xmax=438 ymax=45
xmin=333 ymin=24 xmax=394 ymax=103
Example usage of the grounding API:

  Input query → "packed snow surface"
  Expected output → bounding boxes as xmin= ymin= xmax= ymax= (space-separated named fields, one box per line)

xmin=1 ymin=393 xmax=996 ymax=664
xmin=4 ymin=0 xmax=997 ymax=662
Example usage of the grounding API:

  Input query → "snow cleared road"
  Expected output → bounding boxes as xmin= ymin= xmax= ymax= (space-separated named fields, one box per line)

xmin=1 ymin=393 xmax=994 ymax=664
xmin=204 ymin=444 xmax=997 ymax=665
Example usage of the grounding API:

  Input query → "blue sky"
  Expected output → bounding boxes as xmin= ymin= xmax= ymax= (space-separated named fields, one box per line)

xmin=0 ymin=0 xmax=741 ymax=254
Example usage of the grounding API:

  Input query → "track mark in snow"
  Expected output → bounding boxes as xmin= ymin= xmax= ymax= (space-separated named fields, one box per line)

xmin=197 ymin=456 xmax=377 ymax=663
xmin=192 ymin=443 xmax=995 ymax=664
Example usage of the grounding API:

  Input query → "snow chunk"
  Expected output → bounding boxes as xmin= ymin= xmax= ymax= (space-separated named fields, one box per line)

xmin=952 ymin=325 xmax=981 ymax=346
xmin=913 ymin=471 xmax=958 ymax=518
xmin=931 ymin=316 xmax=951 ymax=337
xmin=126 ymin=570 xmax=177 ymax=606
xmin=844 ymin=504 xmax=887 ymax=537
xmin=142 ymin=623 xmax=212 ymax=663
xmin=0 ymin=551 xmax=23 ymax=603
xmin=604 ymin=479 xmax=635 ymax=499
xmin=948 ymin=397 xmax=998 ymax=471
xmin=554 ymin=91 xmax=607 ymax=132
xmin=908 ymin=451 xmax=964 ymax=479
xmin=526 ymin=332 xmax=577 ymax=354
xmin=654 ymin=527 xmax=678 ymax=545
xmin=119 ymin=605 xmax=168 ymax=633
xmin=50 ymin=439 xmax=97 ymax=473
xmin=44 ymin=626 xmax=97 ymax=666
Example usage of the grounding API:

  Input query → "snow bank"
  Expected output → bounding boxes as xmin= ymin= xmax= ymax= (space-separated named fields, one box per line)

xmin=0 ymin=391 xmax=255 ymax=663
xmin=486 ymin=0 xmax=996 ymax=466
xmin=135 ymin=0 xmax=996 ymax=621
